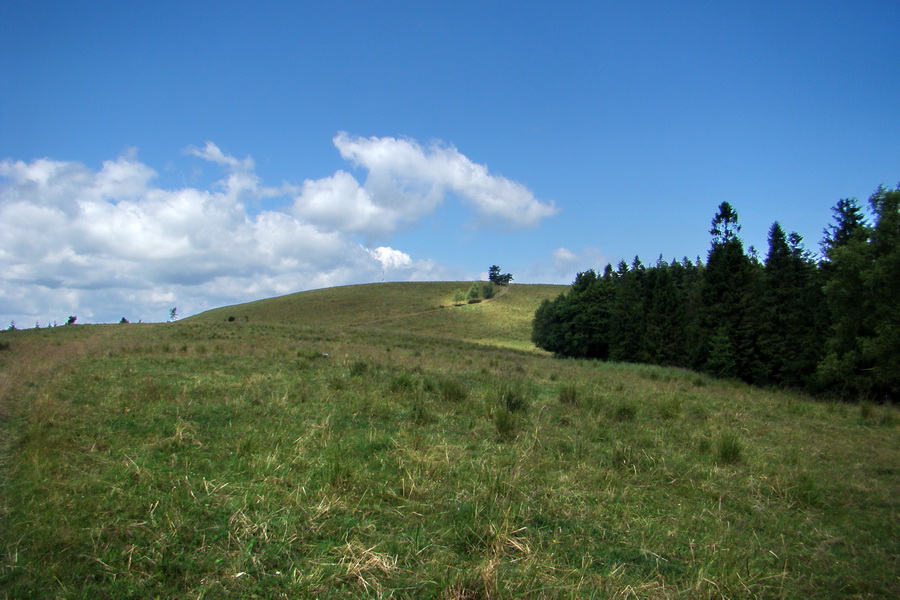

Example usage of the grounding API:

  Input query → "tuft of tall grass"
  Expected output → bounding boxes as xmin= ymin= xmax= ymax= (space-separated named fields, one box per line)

xmin=493 ymin=380 xmax=529 ymax=413
xmin=493 ymin=406 xmax=517 ymax=440
xmin=435 ymin=377 xmax=468 ymax=403
xmin=716 ymin=430 xmax=743 ymax=464
xmin=557 ymin=383 xmax=578 ymax=405
xmin=612 ymin=401 xmax=637 ymax=422
xmin=349 ymin=359 xmax=372 ymax=377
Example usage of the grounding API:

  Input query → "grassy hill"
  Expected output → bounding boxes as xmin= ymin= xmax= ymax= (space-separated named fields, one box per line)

xmin=190 ymin=282 xmax=567 ymax=350
xmin=1 ymin=282 xmax=898 ymax=598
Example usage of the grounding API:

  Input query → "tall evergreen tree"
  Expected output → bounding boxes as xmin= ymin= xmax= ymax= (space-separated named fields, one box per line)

xmin=821 ymin=198 xmax=867 ymax=254
xmin=609 ymin=258 xmax=647 ymax=362
xmin=671 ymin=257 xmax=705 ymax=369
xmin=821 ymin=186 xmax=900 ymax=400
xmin=643 ymin=257 xmax=688 ymax=366
xmin=864 ymin=186 xmax=900 ymax=400
xmin=700 ymin=203 xmax=765 ymax=382
xmin=818 ymin=196 xmax=873 ymax=397
xmin=762 ymin=223 xmax=824 ymax=387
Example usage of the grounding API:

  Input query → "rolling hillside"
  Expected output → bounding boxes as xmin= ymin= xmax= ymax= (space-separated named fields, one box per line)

xmin=190 ymin=281 xmax=568 ymax=350
xmin=1 ymin=282 xmax=898 ymax=599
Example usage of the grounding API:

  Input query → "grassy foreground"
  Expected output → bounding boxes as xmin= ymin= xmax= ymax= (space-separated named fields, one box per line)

xmin=1 ymin=283 xmax=898 ymax=598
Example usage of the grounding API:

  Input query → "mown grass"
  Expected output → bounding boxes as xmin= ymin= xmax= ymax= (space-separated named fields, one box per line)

xmin=1 ymin=284 xmax=898 ymax=598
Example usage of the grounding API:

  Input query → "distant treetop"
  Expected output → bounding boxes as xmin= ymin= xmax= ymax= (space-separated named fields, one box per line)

xmin=488 ymin=265 xmax=513 ymax=286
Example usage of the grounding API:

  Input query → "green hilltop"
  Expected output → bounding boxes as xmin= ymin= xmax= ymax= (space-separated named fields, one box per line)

xmin=1 ymin=281 xmax=898 ymax=598
xmin=190 ymin=281 xmax=568 ymax=351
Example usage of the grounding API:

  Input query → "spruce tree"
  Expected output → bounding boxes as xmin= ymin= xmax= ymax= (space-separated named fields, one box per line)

xmin=864 ymin=186 xmax=900 ymax=400
xmin=821 ymin=186 xmax=900 ymax=400
xmin=700 ymin=203 xmax=764 ymax=382
xmin=609 ymin=259 xmax=647 ymax=363
xmin=643 ymin=257 xmax=688 ymax=367
xmin=819 ymin=196 xmax=873 ymax=397
xmin=762 ymin=223 xmax=823 ymax=387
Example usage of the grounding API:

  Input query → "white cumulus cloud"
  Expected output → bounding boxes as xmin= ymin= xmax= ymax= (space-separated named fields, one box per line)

xmin=325 ymin=133 xmax=559 ymax=232
xmin=0 ymin=134 xmax=556 ymax=325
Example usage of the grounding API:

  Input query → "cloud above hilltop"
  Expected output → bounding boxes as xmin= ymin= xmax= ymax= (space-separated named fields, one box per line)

xmin=291 ymin=133 xmax=559 ymax=240
xmin=0 ymin=135 xmax=557 ymax=324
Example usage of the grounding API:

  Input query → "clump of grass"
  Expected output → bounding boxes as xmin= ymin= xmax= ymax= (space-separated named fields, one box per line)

xmin=297 ymin=348 xmax=325 ymax=361
xmin=493 ymin=406 xmax=517 ymax=440
xmin=557 ymin=383 xmax=578 ymax=405
xmin=696 ymin=435 xmax=712 ymax=455
xmin=860 ymin=401 xmax=875 ymax=421
xmin=435 ymin=377 xmax=468 ymax=403
xmin=410 ymin=397 xmax=433 ymax=424
xmin=612 ymin=401 xmax=637 ymax=422
xmin=337 ymin=540 xmax=399 ymax=594
xmin=349 ymin=359 xmax=372 ymax=377
xmin=791 ymin=471 xmax=821 ymax=507
xmin=494 ymin=380 xmax=529 ymax=413
xmin=878 ymin=406 xmax=897 ymax=426
xmin=657 ymin=396 xmax=682 ymax=419
xmin=610 ymin=441 xmax=641 ymax=472
xmin=717 ymin=430 xmax=743 ymax=464
xmin=388 ymin=372 xmax=417 ymax=393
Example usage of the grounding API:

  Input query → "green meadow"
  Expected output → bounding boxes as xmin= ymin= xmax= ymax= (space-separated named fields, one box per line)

xmin=1 ymin=282 xmax=897 ymax=598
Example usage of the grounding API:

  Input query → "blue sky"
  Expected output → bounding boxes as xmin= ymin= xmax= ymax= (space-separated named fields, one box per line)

xmin=2 ymin=1 xmax=898 ymax=324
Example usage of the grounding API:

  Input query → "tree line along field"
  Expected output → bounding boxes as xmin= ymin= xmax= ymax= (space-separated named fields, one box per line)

xmin=0 ymin=282 xmax=898 ymax=598
xmin=533 ymin=186 xmax=900 ymax=402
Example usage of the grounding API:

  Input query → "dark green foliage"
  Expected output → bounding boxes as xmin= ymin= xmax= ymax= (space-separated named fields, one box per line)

xmin=819 ymin=186 xmax=900 ymax=400
xmin=609 ymin=259 xmax=646 ymax=363
xmin=760 ymin=224 xmax=825 ymax=388
xmin=531 ymin=185 xmax=900 ymax=401
xmin=699 ymin=203 xmax=765 ymax=383
xmin=531 ymin=270 xmax=613 ymax=359
xmin=488 ymin=265 xmax=513 ymax=286
xmin=643 ymin=258 xmax=689 ymax=366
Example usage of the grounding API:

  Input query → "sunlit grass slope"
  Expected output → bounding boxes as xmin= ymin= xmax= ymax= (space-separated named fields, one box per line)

xmin=190 ymin=282 xmax=567 ymax=350
xmin=1 ymin=282 xmax=898 ymax=599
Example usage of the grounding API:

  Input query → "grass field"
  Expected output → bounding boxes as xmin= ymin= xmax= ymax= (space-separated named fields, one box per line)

xmin=1 ymin=282 xmax=898 ymax=598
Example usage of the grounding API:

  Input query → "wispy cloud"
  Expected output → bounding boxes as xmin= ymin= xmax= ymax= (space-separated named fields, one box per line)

xmin=518 ymin=247 xmax=609 ymax=285
xmin=0 ymin=134 xmax=556 ymax=324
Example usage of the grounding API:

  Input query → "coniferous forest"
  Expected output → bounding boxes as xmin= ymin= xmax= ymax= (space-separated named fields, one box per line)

xmin=532 ymin=184 xmax=900 ymax=402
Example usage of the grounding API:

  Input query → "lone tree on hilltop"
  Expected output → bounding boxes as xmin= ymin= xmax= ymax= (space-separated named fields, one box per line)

xmin=488 ymin=265 xmax=513 ymax=286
